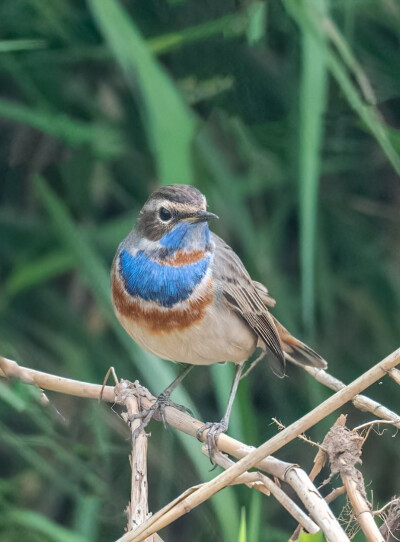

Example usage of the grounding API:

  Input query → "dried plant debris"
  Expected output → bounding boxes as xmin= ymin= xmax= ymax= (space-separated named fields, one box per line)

xmin=323 ymin=424 xmax=364 ymax=481
xmin=380 ymin=498 xmax=400 ymax=542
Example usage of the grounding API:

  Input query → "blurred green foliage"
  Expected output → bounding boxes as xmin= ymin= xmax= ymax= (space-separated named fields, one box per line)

xmin=0 ymin=1 xmax=399 ymax=541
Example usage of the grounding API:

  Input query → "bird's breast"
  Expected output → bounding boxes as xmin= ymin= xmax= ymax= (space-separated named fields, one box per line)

xmin=111 ymin=248 xmax=214 ymax=335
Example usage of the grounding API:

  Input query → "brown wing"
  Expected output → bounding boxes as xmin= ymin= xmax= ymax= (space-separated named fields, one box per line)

xmin=211 ymin=233 xmax=286 ymax=377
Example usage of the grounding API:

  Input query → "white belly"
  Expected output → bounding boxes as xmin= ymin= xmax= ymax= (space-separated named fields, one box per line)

xmin=116 ymin=303 xmax=256 ymax=366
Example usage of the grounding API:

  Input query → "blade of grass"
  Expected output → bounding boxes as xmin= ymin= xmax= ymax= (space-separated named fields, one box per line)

xmin=238 ymin=507 xmax=247 ymax=542
xmin=246 ymin=2 xmax=267 ymax=45
xmin=0 ymin=99 xmax=124 ymax=158
xmin=73 ymin=495 xmax=101 ymax=542
xmin=284 ymin=0 xmax=400 ymax=175
xmin=4 ymin=251 xmax=73 ymax=297
xmin=150 ymin=12 xmax=249 ymax=55
xmin=4 ymin=509 xmax=87 ymax=542
xmin=298 ymin=531 xmax=325 ymax=542
xmin=22 ymin=13 xmax=249 ymax=65
xmin=297 ymin=0 xmax=328 ymax=334
xmin=327 ymin=50 xmax=400 ymax=173
xmin=0 ymin=39 xmax=46 ymax=53
xmin=3 ymin=214 xmax=134 ymax=298
xmin=89 ymin=0 xmax=197 ymax=183
xmin=247 ymin=491 xmax=261 ymax=542
xmin=0 ymin=421 xmax=82 ymax=497
xmin=0 ymin=381 xmax=28 ymax=412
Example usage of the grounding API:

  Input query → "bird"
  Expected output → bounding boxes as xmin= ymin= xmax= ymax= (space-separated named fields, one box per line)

xmin=111 ymin=184 xmax=327 ymax=457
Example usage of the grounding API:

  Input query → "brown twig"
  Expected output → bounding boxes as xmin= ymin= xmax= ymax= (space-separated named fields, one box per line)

xmin=323 ymin=418 xmax=384 ymax=542
xmin=202 ymin=447 xmax=320 ymax=534
xmin=117 ymin=347 xmax=400 ymax=542
xmin=343 ymin=475 xmax=384 ymax=542
xmin=325 ymin=486 xmax=346 ymax=505
xmin=272 ymin=417 xmax=320 ymax=448
xmin=389 ymin=368 xmax=400 ymax=387
xmin=0 ymin=355 xmax=348 ymax=540
xmin=379 ymin=497 xmax=400 ymax=541
xmin=352 ymin=419 xmax=399 ymax=434
xmin=242 ymin=354 xmax=400 ymax=430
xmin=116 ymin=381 xmax=155 ymax=540
xmin=375 ymin=498 xmax=400 ymax=517
xmin=302 ymin=365 xmax=400 ymax=429
xmin=2 ymin=349 xmax=400 ymax=542
xmin=290 ymin=415 xmax=346 ymax=541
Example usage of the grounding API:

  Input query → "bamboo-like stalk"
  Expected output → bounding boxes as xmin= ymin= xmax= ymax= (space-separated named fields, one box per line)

xmin=302 ymin=365 xmax=400 ymax=429
xmin=1 ymin=348 xmax=399 ymax=542
xmin=389 ymin=367 xmax=400 ymax=386
xmin=202 ymin=447 xmax=320 ymax=534
xmin=123 ymin=394 xmax=154 ymax=540
xmin=0 ymin=354 xmax=347 ymax=539
xmin=118 ymin=347 xmax=400 ymax=542
xmin=342 ymin=473 xmax=384 ymax=542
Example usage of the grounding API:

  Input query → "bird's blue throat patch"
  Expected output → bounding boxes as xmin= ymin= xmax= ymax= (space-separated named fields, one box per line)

xmin=119 ymin=249 xmax=211 ymax=308
xmin=160 ymin=222 xmax=210 ymax=250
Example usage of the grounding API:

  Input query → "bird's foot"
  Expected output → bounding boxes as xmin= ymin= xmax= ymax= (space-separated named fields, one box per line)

xmin=129 ymin=392 xmax=191 ymax=443
xmin=196 ymin=418 xmax=228 ymax=462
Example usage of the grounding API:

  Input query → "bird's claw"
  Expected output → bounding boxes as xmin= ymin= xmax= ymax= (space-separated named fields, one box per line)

xmin=196 ymin=419 xmax=228 ymax=462
xmin=129 ymin=392 xmax=190 ymax=443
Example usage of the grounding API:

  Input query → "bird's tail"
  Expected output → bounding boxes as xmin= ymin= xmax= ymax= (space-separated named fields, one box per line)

xmin=272 ymin=317 xmax=327 ymax=369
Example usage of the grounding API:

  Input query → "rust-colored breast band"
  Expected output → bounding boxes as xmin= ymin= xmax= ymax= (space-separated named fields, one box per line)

xmin=111 ymin=268 xmax=213 ymax=334
xmin=158 ymin=249 xmax=206 ymax=266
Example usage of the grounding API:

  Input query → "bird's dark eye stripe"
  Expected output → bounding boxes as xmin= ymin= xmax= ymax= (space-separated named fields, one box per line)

xmin=159 ymin=207 xmax=172 ymax=221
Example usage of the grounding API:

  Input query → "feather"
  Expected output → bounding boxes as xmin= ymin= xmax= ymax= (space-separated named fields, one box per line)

xmin=212 ymin=233 xmax=286 ymax=377
xmin=272 ymin=317 xmax=327 ymax=369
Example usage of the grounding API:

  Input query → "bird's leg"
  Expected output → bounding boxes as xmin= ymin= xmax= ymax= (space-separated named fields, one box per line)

xmin=196 ymin=363 xmax=243 ymax=461
xmin=130 ymin=364 xmax=193 ymax=442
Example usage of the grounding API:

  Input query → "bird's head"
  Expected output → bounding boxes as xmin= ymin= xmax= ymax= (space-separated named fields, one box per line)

xmin=137 ymin=184 xmax=218 ymax=251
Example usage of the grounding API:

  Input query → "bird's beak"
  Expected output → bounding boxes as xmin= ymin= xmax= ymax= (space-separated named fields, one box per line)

xmin=183 ymin=210 xmax=219 ymax=223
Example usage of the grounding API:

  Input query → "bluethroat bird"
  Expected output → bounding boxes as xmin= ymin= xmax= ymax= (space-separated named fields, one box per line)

xmin=111 ymin=184 xmax=327 ymax=456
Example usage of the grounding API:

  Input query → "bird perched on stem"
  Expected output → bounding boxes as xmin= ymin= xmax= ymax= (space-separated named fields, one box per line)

xmin=111 ymin=184 xmax=327 ymax=457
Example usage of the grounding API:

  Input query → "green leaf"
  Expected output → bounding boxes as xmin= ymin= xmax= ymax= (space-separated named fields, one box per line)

xmin=89 ymin=0 xmax=197 ymax=183
xmin=246 ymin=2 xmax=267 ymax=45
xmin=298 ymin=530 xmax=325 ymax=542
xmin=5 ymin=509 xmax=87 ymax=542
xmin=297 ymin=0 xmax=328 ymax=333
xmin=4 ymin=251 xmax=73 ymax=297
xmin=0 ymin=99 xmax=124 ymax=158
xmin=238 ymin=507 xmax=247 ymax=542
xmin=284 ymin=1 xmax=400 ymax=176
xmin=0 ymin=381 xmax=27 ymax=412
xmin=149 ymin=13 xmax=249 ymax=55
xmin=73 ymin=496 xmax=101 ymax=542
xmin=0 ymin=39 xmax=46 ymax=53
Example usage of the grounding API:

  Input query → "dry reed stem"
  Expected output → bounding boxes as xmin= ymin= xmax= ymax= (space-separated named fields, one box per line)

xmin=303 ymin=365 xmax=400 ymax=429
xmin=325 ymin=486 xmax=346 ymax=504
xmin=378 ymin=497 xmax=400 ymax=541
xmin=123 ymin=392 xmax=153 ymax=540
xmin=342 ymin=474 xmax=384 ymax=542
xmin=118 ymin=348 xmax=400 ymax=541
xmin=202 ymin=447 xmax=320 ymax=534
xmin=323 ymin=416 xmax=384 ymax=542
xmin=290 ymin=415 xmax=346 ymax=541
xmin=0 ymin=355 xmax=348 ymax=539
xmin=1 ymin=348 xmax=399 ymax=541
xmin=389 ymin=368 xmax=400 ymax=386
xmin=0 ymin=357 xmax=350 ymax=540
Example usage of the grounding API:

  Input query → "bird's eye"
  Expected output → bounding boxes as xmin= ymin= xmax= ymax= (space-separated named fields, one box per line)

xmin=159 ymin=207 xmax=172 ymax=221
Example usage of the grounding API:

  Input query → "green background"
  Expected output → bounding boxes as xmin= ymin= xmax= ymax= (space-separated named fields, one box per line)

xmin=0 ymin=1 xmax=399 ymax=540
